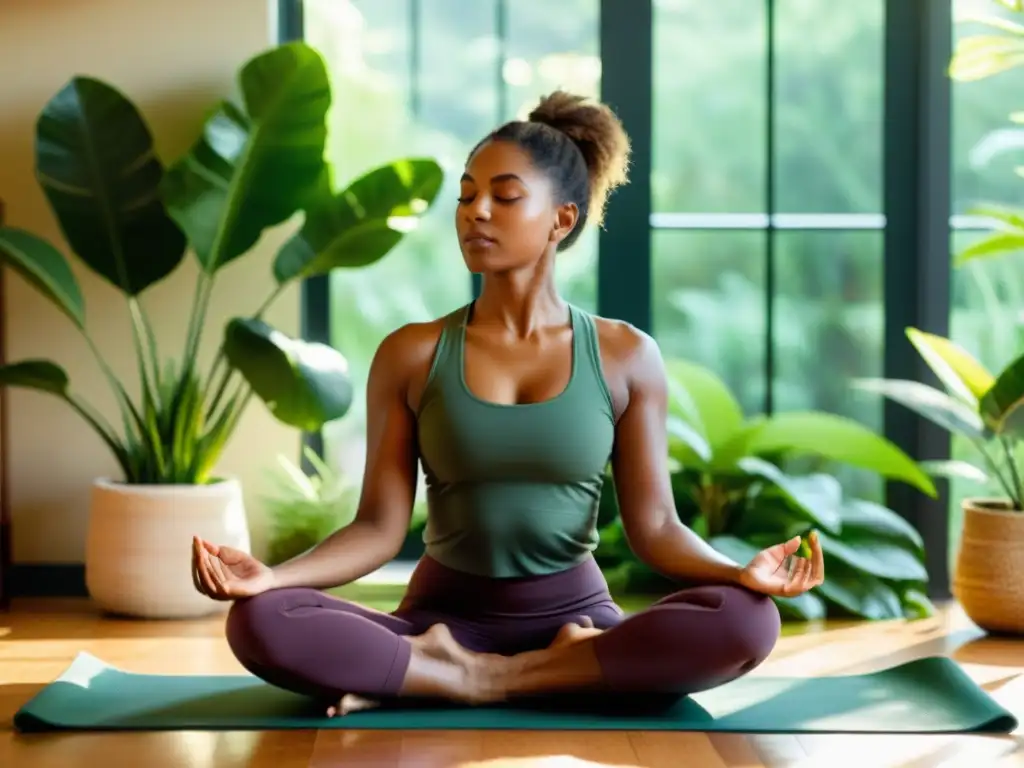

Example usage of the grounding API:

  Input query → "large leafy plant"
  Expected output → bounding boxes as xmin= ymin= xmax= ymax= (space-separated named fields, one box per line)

xmin=856 ymin=328 xmax=1024 ymax=511
xmin=0 ymin=42 xmax=444 ymax=484
xmin=595 ymin=360 xmax=937 ymax=622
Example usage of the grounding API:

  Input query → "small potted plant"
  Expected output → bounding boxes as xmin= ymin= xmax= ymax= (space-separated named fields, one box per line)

xmin=0 ymin=41 xmax=444 ymax=618
xmin=856 ymin=329 xmax=1024 ymax=634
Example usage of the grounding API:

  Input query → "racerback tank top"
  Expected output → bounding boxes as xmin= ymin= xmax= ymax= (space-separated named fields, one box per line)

xmin=415 ymin=302 xmax=617 ymax=578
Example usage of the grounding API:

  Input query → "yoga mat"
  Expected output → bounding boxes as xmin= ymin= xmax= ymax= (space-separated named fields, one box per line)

xmin=12 ymin=652 xmax=1018 ymax=734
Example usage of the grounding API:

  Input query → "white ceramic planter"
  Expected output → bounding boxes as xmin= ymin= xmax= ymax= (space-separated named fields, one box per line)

xmin=85 ymin=477 xmax=251 ymax=619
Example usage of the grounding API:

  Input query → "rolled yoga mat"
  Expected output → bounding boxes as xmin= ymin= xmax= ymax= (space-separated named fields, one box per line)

xmin=12 ymin=652 xmax=1018 ymax=734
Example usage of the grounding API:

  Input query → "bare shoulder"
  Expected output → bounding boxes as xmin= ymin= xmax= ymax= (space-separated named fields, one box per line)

xmin=591 ymin=315 xmax=666 ymax=416
xmin=370 ymin=315 xmax=449 ymax=409
xmin=592 ymin=315 xmax=665 ymax=381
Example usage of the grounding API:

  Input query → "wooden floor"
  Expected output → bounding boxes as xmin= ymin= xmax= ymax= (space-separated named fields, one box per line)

xmin=0 ymin=599 xmax=1022 ymax=767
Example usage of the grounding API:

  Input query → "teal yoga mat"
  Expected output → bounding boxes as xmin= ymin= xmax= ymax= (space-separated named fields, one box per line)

xmin=12 ymin=652 xmax=1018 ymax=734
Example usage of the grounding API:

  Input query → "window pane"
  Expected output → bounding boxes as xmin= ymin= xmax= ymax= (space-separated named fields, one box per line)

xmin=306 ymin=0 xmax=476 ymax=478
xmin=773 ymin=230 xmax=884 ymax=503
xmin=652 ymin=0 xmax=767 ymax=213
xmin=948 ymin=229 xmax=1024 ymax=566
xmin=951 ymin=0 xmax=1024 ymax=213
xmin=651 ymin=230 xmax=767 ymax=416
xmin=774 ymin=0 xmax=884 ymax=213
xmin=305 ymin=0 xmax=601 ymax=478
xmin=506 ymin=0 xmax=601 ymax=311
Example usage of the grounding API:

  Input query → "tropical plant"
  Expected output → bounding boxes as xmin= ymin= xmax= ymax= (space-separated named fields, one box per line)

xmin=0 ymin=41 xmax=444 ymax=485
xmin=594 ymin=359 xmax=938 ymax=622
xmin=263 ymin=447 xmax=358 ymax=565
xmin=856 ymin=327 xmax=1024 ymax=511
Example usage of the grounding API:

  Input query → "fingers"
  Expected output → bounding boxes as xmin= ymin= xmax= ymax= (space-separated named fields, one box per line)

xmin=782 ymin=556 xmax=813 ymax=596
xmin=809 ymin=530 xmax=825 ymax=586
xmin=193 ymin=535 xmax=230 ymax=600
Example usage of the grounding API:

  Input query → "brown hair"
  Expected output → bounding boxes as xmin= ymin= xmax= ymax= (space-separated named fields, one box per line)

xmin=474 ymin=91 xmax=631 ymax=251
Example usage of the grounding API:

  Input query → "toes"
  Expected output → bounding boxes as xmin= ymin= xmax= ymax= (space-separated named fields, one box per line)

xmin=327 ymin=693 xmax=380 ymax=717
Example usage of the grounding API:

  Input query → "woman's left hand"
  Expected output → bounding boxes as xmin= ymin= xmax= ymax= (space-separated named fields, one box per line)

xmin=738 ymin=531 xmax=825 ymax=597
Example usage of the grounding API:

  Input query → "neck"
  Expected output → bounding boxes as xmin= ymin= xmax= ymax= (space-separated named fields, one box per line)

xmin=472 ymin=254 xmax=566 ymax=337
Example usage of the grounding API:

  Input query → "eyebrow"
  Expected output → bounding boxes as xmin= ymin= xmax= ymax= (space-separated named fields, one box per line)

xmin=460 ymin=172 xmax=526 ymax=185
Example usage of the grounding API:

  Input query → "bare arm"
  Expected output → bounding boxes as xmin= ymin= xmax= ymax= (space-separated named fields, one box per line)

xmin=270 ymin=327 xmax=422 ymax=590
xmin=610 ymin=330 xmax=745 ymax=586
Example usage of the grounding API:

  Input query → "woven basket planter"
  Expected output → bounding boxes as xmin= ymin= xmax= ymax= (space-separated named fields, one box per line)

xmin=952 ymin=499 xmax=1024 ymax=635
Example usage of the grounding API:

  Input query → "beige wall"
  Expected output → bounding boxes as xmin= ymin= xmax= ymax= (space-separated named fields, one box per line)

xmin=0 ymin=0 xmax=299 ymax=563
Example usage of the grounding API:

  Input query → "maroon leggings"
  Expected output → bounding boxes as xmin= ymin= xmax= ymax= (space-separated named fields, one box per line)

xmin=225 ymin=555 xmax=780 ymax=702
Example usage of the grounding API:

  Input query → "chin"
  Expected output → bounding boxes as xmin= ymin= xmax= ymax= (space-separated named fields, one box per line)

xmin=461 ymin=247 xmax=516 ymax=275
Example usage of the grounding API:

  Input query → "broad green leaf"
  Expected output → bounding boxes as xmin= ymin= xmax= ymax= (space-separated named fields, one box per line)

xmin=816 ymin=562 xmax=904 ymax=620
xmin=743 ymin=411 xmax=937 ymax=497
xmin=665 ymin=359 xmax=744 ymax=449
xmin=954 ymin=230 xmax=1024 ymax=266
xmin=273 ymin=159 xmax=445 ymax=283
xmin=0 ymin=360 xmax=70 ymax=394
xmin=836 ymin=498 xmax=924 ymax=557
xmin=35 ymin=76 xmax=186 ymax=295
xmin=906 ymin=328 xmax=995 ymax=405
xmin=900 ymin=587 xmax=935 ymax=619
xmin=0 ymin=227 xmax=85 ymax=328
xmin=707 ymin=534 xmax=761 ymax=566
xmin=163 ymin=42 xmax=331 ymax=273
xmin=224 ymin=318 xmax=353 ymax=431
xmin=818 ymin=531 xmax=927 ymax=582
xmin=852 ymin=378 xmax=987 ymax=440
xmin=979 ymin=351 xmax=1024 ymax=437
xmin=949 ymin=35 xmax=1024 ymax=81
xmin=667 ymin=415 xmax=712 ymax=466
xmin=918 ymin=459 xmax=989 ymax=485
xmin=966 ymin=203 xmax=1024 ymax=230
xmin=737 ymin=458 xmax=843 ymax=533
xmin=773 ymin=592 xmax=827 ymax=621
xmin=728 ymin=496 xmax=813 ymax=541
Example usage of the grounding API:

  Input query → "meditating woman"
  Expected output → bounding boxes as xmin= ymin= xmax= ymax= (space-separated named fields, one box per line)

xmin=190 ymin=91 xmax=825 ymax=716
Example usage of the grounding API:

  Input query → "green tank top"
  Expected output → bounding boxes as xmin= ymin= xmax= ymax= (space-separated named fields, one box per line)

xmin=415 ymin=302 xmax=616 ymax=578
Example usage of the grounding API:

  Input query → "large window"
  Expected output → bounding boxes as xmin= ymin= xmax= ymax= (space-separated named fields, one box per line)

xmin=650 ymin=0 xmax=886 ymax=504
xmin=287 ymin=0 xmax=959 ymax=589
xmin=300 ymin=0 xmax=599 ymax=481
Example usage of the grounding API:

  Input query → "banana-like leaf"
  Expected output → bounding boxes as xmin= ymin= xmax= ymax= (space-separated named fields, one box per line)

xmin=906 ymin=328 xmax=995 ymax=405
xmin=0 ymin=227 xmax=85 ymax=328
xmin=852 ymin=378 xmax=988 ymax=441
xmin=163 ymin=42 xmax=331 ymax=273
xmin=35 ymin=76 xmax=186 ymax=295
xmin=919 ymin=459 xmax=989 ymax=485
xmin=273 ymin=158 xmax=445 ymax=283
xmin=900 ymin=586 xmax=935 ymax=619
xmin=979 ymin=351 xmax=1024 ymax=437
xmin=815 ymin=560 xmax=904 ymax=620
xmin=223 ymin=318 xmax=353 ymax=431
xmin=738 ymin=458 xmax=843 ymax=533
xmin=954 ymin=230 xmax=1024 ymax=267
xmin=666 ymin=415 xmax=712 ymax=466
xmin=949 ymin=34 xmax=1024 ymax=81
xmin=742 ymin=411 xmax=937 ymax=497
xmin=818 ymin=531 xmax=927 ymax=582
xmin=836 ymin=498 xmax=924 ymax=557
xmin=665 ymin=359 xmax=744 ymax=449
xmin=773 ymin=592 xmax=827 ymax=621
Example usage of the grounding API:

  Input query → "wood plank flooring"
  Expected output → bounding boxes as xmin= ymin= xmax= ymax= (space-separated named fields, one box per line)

xmin=0 ymin=597 xmax=1021 ymax=767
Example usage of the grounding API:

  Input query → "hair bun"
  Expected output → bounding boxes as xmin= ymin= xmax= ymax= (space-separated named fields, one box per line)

xmin=528 ymin=91 xmax=630 ymax=225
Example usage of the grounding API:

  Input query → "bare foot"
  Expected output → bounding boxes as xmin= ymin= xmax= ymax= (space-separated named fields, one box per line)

xmin=400 ymin=623 xmax=509 ymax=705
xmin=548 ymin=618 xmax=605 ymax=650
xmin=327 ymin=692 xmax=380 ymax=717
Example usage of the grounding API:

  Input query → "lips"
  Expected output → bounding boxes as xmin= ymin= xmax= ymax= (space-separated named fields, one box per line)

xmin=463 ymin=230 xmax=496 ymax=245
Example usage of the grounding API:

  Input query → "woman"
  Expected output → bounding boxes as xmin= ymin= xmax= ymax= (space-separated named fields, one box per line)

xmin=191 ymin=91 xmax=825 ymax=716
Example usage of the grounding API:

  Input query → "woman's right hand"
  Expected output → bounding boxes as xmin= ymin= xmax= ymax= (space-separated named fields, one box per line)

xmin=192 ymin=535 xmax=277 ymax=600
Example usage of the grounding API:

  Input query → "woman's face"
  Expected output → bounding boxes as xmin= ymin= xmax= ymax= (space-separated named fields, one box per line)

xmin=455 ymin=139 xmax=577 ymax=274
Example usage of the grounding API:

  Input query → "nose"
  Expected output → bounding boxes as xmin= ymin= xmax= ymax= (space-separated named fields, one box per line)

xmin=462 ymin=193 xmax=492 ymax=222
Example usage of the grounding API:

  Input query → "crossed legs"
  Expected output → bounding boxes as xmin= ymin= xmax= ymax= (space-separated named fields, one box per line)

xmin=226 ymin=582 xmax=781 ymax=709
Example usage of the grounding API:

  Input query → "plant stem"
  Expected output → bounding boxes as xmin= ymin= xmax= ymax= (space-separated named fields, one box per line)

xmin=182 ymin=269 xmax=214 ymax=378
xmin=1001 ymin=437 xmax=1024 ymax=509
xmin=254 ymin=284 xmax=285 ymax=320
xmin=205 ymin=359 xmax=234 ymax=421
xmin=130 ymin=296 xmax=163 ymax=391
xmin=972 ymin=437 xmax=1016 ymax=502
xmin=63 ymin=392 xmax=132 ymax=479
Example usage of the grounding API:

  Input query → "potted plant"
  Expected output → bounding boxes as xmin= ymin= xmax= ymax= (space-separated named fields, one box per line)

xmin=855 ymin=329 xmax=1024 ymax=634
xmin=0 ymin=41 xmax=444 ymax=618
xmin=595 ymin=359 xmax=938 ymax=622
